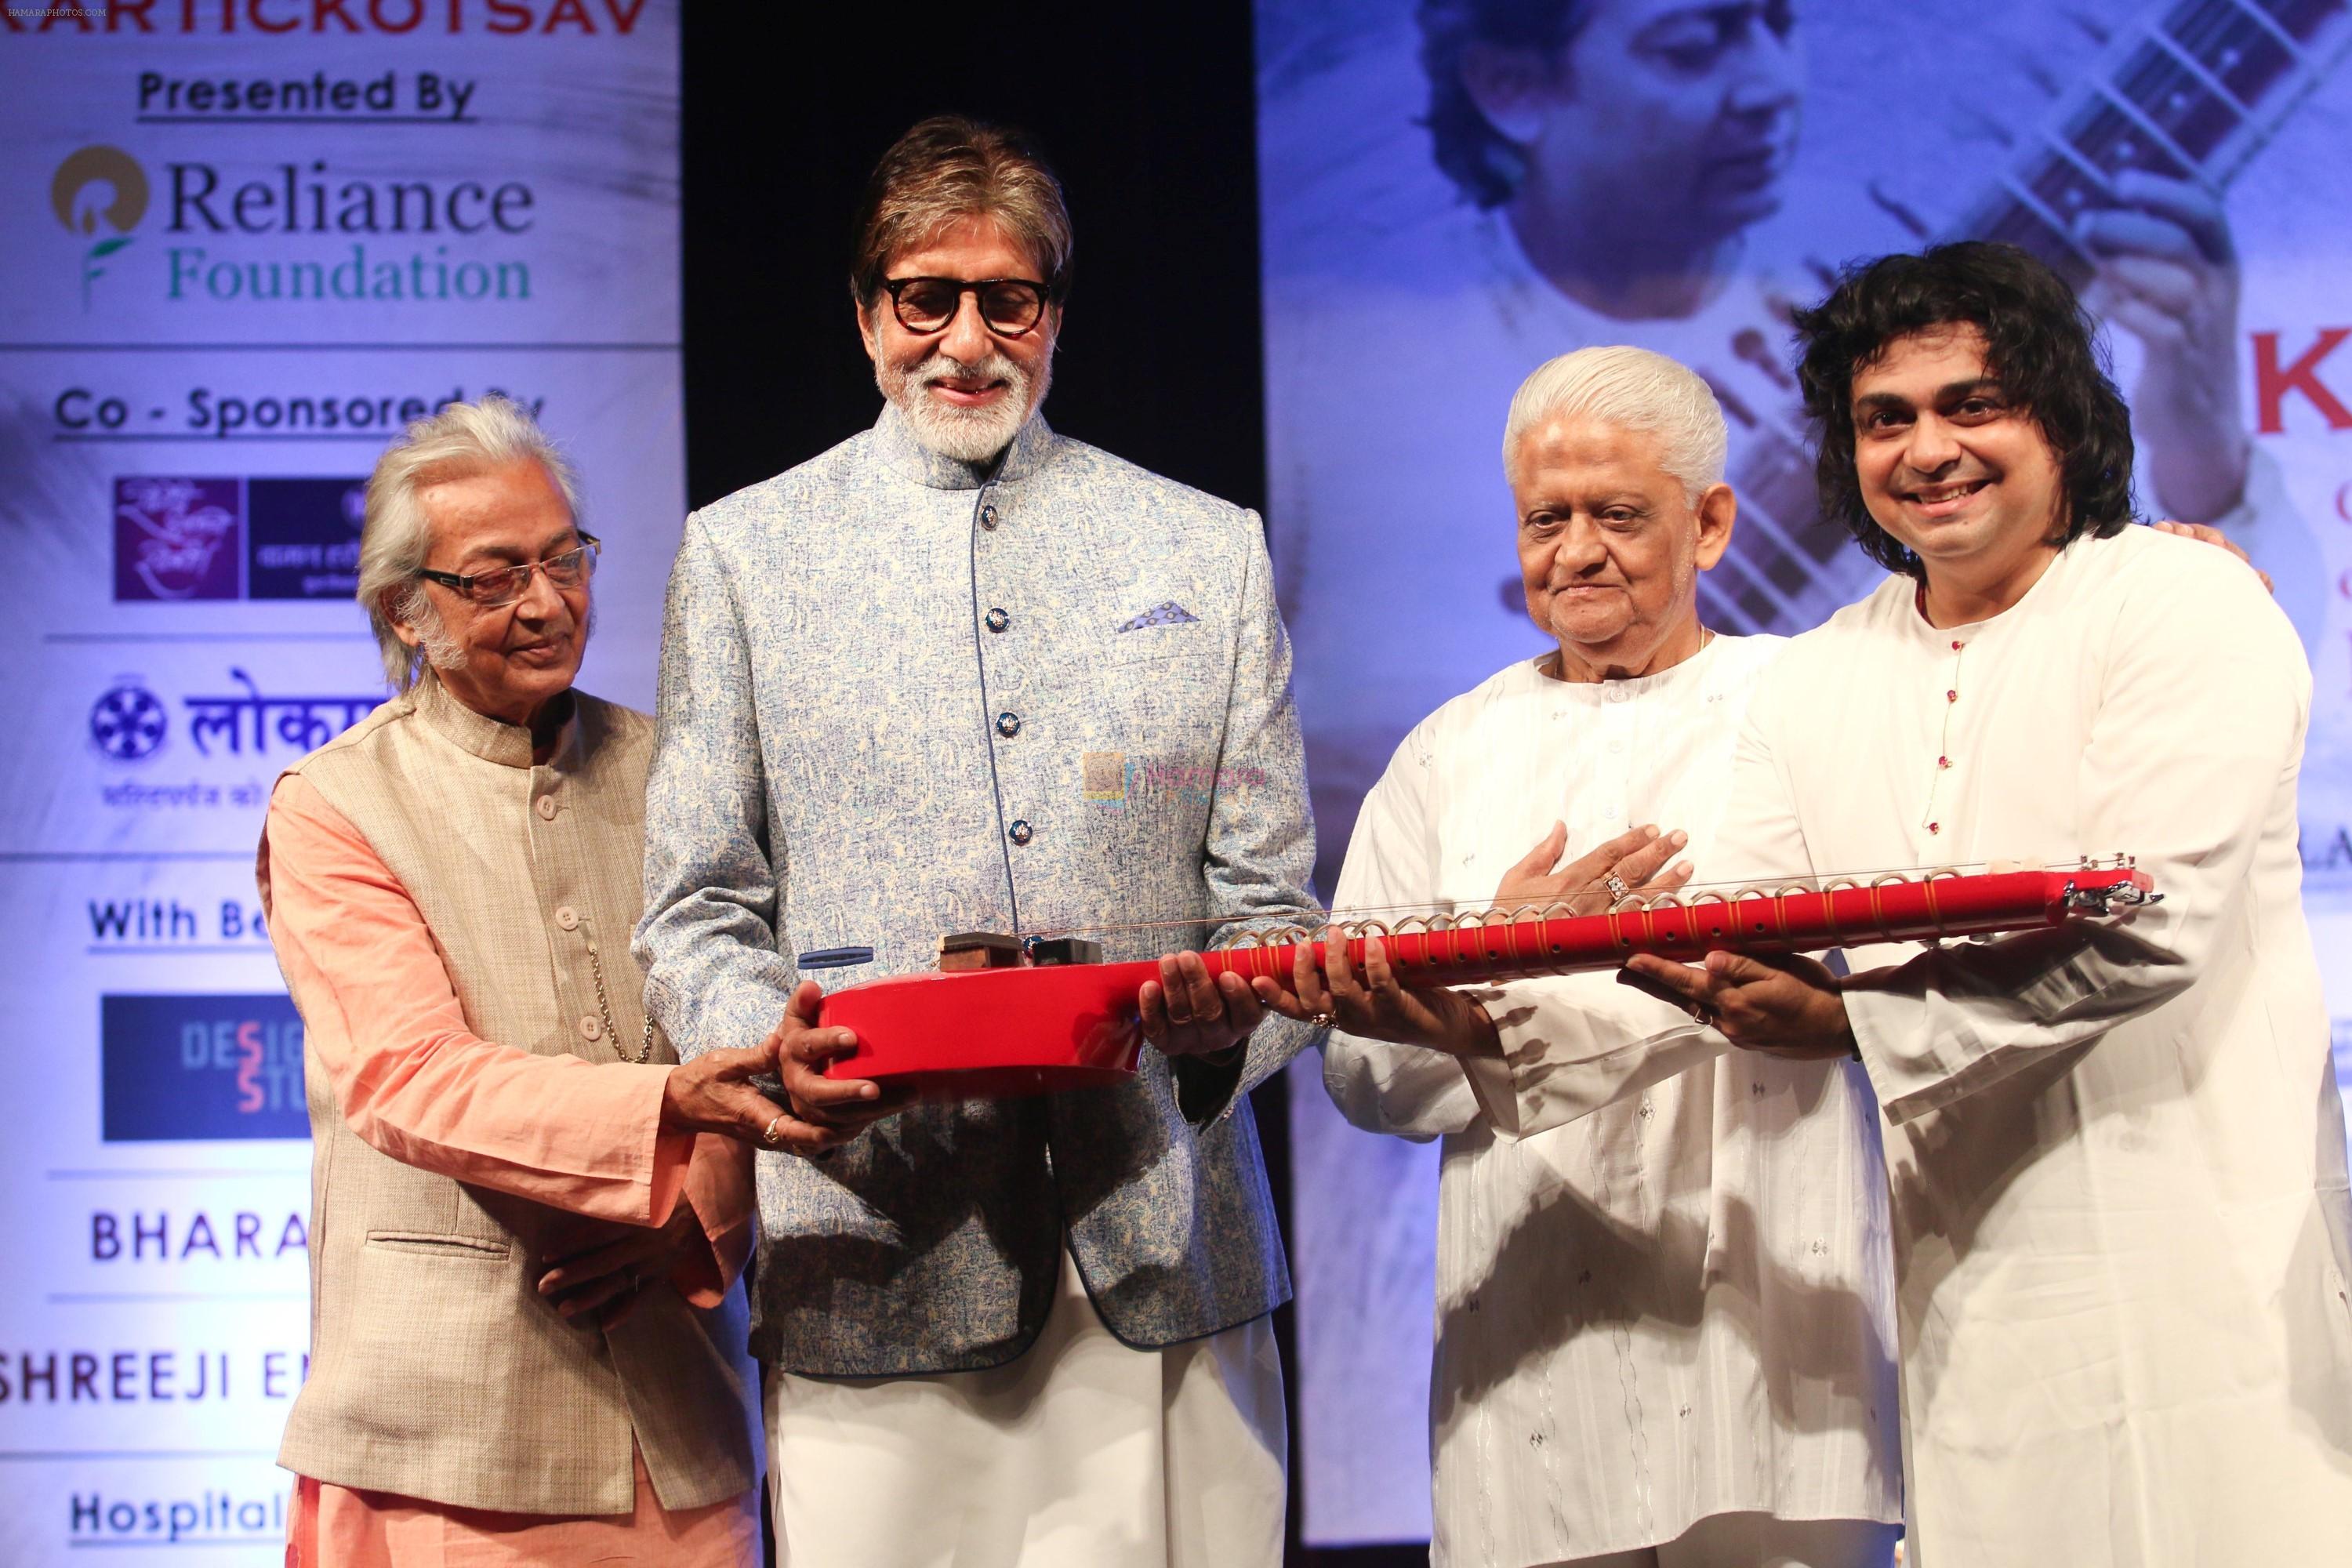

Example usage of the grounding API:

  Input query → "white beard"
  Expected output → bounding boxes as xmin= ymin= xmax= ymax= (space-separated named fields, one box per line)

xmin=877 ymin=343 xmax=1051 ymax=463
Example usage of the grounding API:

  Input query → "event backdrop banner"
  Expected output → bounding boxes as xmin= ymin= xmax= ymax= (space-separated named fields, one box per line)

xmin=0 ymin=5 xmax=681 ymax=1563
xmin=1256 ymin=0 xmax=2352 ymax=1544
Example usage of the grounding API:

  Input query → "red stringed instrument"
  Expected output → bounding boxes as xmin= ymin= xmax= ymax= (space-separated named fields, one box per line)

xmin=815 ymin=859 xmax=2158 ymax=1101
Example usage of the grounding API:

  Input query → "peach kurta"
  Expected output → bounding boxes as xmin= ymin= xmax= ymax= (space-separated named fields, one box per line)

xmin=267 ymin=768 xmax=757 ymax=1565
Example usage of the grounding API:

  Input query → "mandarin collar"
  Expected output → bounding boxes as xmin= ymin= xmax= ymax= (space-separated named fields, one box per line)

xmin=412 ymin=670 xmax=575 ymax=771
xmin=1534 ymin=633 xmax=1725 ymax=701
xmin=1899 ymin=532 xmax=2089 ymax=646
xmin=871 ymin=401 xmax=1056 ymax=491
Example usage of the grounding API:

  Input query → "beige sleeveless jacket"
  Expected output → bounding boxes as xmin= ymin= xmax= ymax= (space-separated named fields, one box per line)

xmin=259 ymin=674 xmax=756 ymax=1515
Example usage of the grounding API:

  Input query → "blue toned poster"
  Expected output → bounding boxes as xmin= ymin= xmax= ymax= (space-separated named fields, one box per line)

xmin=1256 ymin=0 xmax=2352 ymax=1544
xmin=0 ymin=5 xmax=681 ymax=1561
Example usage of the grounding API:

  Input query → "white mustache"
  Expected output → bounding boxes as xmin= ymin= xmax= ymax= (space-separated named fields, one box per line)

xmin=915 ymin=352 xmax=1024 ymax=393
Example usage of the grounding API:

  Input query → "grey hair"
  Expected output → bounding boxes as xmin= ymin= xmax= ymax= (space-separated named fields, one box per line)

xmin=851 ymin=116 xmax=1073 ymax=308
xmin=355 ymin=395 xmax=582 ymax=691
xmin=1501 ymin=344 xmax=1728 ymax=501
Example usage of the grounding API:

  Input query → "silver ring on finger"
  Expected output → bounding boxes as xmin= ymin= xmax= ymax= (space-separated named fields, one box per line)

xmin=1308 ymin=1011 xmax=1335 ymax=1029
xmin=761 ymin=1113 xmax=786 ymax=1147
xmin=1604 ymin=875 xmax=1630 ymax=902
xmin=1689 ymin=1002 xmax=1716 ymax=1029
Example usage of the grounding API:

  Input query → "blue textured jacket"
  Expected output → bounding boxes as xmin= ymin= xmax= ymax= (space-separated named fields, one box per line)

xmin=635 ymin=405 xmax=1321 ymax=1375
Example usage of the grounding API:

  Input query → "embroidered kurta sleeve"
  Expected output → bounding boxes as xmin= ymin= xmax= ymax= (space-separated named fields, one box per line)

xmin=1189 ymin=514 xmax=1327 ymax=1122
xmin=1749 ymin=555 xmax=2307 ymax=1127
xmin=634 ymin=513 xmax=798 ymax=1065
xmin=263 ymin=773 xmax=692 ymax=1226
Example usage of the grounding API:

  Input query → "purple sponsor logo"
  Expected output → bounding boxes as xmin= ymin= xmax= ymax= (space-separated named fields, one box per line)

xmin=114 ymin=477 xmax=239 ymax=601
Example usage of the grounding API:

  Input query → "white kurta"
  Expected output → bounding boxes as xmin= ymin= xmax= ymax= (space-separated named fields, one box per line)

xmin=766 ymin=1246 xmax=1286 ymax=1568
xmin=1715 ymin=524 xmax=2352 ymax=1565
xmin=1323 ymin=638 xmax=1902 ymax=1567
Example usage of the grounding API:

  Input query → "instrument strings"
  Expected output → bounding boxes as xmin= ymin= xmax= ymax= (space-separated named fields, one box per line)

xmin=1016 ymin=859 xmax=2013 ymax=942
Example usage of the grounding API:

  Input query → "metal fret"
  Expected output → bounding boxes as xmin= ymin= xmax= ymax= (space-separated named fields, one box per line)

xmin=2165 ymin=0 xmax=2271 ymax=88
xmin=2116 ymin=36 xmax=2242 ymax=156
xmin=2014 ymin=142 xmax=2119 ymax=244
xmin=2223 ymin=0 xmax=2312 ymax=56
xmin=2147 ymin=15 xmax=2256 ymax=114
xmin=2036 ymin=131 xmax=2122 ymax=204
xmin=2090 ymin=78 xmax=2203 ymax=172
xmin=1998 ymin=175 xmax=2103 ymax=269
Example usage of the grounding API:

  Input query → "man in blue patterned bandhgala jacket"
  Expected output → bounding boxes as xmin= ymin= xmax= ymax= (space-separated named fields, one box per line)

xmin=634 ymin=115 xmax=1320 ymax=1568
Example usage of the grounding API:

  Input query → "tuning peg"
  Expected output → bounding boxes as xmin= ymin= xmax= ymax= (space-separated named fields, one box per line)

xmin=2064 ymin=7 xmax=2111 ymax=45
xmin=1732 ymin=328 xmax=1796 ymax=391
xmin=1867 ymin=180 xmax=1935 ymax=240
xmin=1949 ymin=104 xmax=2017 ymax=148
xmin=1697 ymin=369 xmax=1760 ymax=428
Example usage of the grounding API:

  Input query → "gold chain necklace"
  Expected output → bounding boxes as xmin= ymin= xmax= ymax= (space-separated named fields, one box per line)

xmin=583 ymin=924 xmax=655 ymax=1065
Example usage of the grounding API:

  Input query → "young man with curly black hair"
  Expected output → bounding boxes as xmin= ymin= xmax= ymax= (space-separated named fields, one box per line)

xmin=1629 ymin=241 xmax=2352 ymax=1565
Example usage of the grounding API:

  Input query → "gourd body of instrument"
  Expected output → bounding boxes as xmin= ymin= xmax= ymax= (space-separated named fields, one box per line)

xmin=816 ymin=864 xmax=2155 ymax=1101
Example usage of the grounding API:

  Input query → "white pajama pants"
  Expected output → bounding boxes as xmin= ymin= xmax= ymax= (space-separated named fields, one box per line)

xmin=767 ymin=1247 xmax=1287 ymax=1568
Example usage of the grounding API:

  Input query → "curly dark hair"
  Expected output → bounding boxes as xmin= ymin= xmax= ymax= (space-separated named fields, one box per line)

xmin=1792 ymin=241 xmax=2137 ymax=579
xmin=1417 ymin=1 xmax=1590 ymax=209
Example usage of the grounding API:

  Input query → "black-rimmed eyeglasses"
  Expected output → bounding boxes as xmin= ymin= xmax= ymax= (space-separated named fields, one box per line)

xmin=416 ymin=532 xmax=599 ymax=608
xmin=882 ymin=276 xmax=1053 ymax=338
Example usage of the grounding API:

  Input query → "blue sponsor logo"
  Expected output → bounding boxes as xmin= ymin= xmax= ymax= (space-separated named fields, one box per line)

xmin=101 ymin=995 xmax=308 ymax=1142
xmin=89 ymin=681 xmax=169 ymax=761
xmin=247 ymin=477 xmax=366 ymax=601
xmin=87 ymin=670 xmax=379 ymax=766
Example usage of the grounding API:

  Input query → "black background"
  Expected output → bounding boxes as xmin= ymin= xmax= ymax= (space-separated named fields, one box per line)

xmin=681 ymin=7 xmax=1423 ymax=1564
xmin=681 ymin=5 xmax=1273 ymax=521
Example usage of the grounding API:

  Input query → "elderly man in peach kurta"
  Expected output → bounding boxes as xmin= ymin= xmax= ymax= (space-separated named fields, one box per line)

xmin=260 ymin=398 xmax=880 ymax=1567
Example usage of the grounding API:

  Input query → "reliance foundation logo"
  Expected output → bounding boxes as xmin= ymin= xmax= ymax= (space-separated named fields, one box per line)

xmin=51 ymin=144 xmax=147 ymax=310
xmin=48 ymin=146 xmax=539 ymax=307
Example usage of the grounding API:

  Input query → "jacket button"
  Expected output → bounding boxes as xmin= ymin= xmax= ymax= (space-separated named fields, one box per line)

xmin=1008 ymin=819 xmax=1033 ymax=846
xmin=996 ymin=712 xmax=1021 ymax=738
xmin=555 ymin=906 xmax=579 ymax=931
xmin=579 ymin=1014 xmax=603 ymax=1041
xmin=985 ymin=608 xmax=1009 ymax=633
xmin=535 ymin=796 xmax=557 ymax=820
xmin=980 ymin=503 xmax=999 ymax=530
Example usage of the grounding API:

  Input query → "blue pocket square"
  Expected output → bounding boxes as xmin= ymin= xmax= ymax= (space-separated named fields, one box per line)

xmin=1115 ymin=601 xmax=1200 ymax=632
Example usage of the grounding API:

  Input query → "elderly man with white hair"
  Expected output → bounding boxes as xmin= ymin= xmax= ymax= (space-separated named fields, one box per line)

xmin=1266 ymin=345 xmax=1907 ymax=1568
xmin=258 ymin=396 xmax=878 ymax=1566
